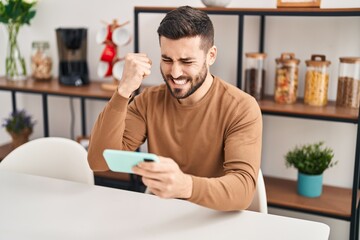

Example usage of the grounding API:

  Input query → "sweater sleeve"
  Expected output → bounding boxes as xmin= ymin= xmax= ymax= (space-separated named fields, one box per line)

xmin=187 ymin=97 xmax=262 ymax=211
xmin=87 ymin=91 xmax=147 ymax=171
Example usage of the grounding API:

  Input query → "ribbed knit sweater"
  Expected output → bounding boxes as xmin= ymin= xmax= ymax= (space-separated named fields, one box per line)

xmin=88 ymin=76 xmax=262 ymax=211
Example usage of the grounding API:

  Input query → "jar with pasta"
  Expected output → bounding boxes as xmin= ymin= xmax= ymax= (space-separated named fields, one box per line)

xmin=304 ymin=54 xmax=331 ymax=106
xmin=31 ymin=41 xmax=52 ymax=81
xmin=336 ymin=57 xmax=360 ymax=108
xmin=274 ymin=53 xmax=300 ymax=104
xmin=244 ymin=52 xmax=267 ymax=101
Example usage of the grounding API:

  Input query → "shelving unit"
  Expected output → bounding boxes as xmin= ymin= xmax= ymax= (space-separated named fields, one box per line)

xmin=0 ymin=77 xmax=113 ymax=138
xmin=134 ymin=6 xmax=360 ymax=240
xmin=0 ymin=77 xmax=144 ymax=191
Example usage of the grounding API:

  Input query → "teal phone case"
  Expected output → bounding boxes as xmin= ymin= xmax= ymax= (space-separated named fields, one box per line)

xmin=103 ymin=149 xmax=159 ymax=174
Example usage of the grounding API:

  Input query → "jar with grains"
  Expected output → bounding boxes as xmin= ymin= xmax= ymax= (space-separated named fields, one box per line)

xmin=274 ymin=53 xmax=300 ymax=104
xmin=244 ymin=52 xmax=267 ymax=101
xmin=304 ymin=54 xmax=331 ymax=106
xmin=336 ymin=57 xmax=360 ymax=108
xmin=31 ymin=41 xmax=52 ymax=81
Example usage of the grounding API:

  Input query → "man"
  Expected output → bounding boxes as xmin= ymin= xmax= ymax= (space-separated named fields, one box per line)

xmin=88 ymin=6 xmax=262 ymax=211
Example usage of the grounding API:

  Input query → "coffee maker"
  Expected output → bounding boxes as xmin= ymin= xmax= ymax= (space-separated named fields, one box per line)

xmin=56 ymin=28 xmax=89 ymax=86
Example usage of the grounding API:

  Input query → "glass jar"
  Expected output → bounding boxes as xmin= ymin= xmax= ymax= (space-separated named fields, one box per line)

xmin=274 ymin=53 xmax=300 ymax=104
xmin=31 ymin=41 xmax=52 ymax=81
xmin=304 ymin=54 xmax=331 ymax=106
xmin=336 ymin=57 xmax=360 ymax=108
xmin=244 ymin=52 xmax=267 ymax=100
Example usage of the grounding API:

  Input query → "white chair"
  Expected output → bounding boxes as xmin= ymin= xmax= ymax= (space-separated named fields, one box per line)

xmin=247 ymin=169 xmax=268 ymax=213
xmin=0 ymin=137 xmax=94 ymax=185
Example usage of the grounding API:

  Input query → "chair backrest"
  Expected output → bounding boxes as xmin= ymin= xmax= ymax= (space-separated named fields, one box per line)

xmin=0 ymin=137 xmax=94 ymax=185
xmin=247 ymin=169 xmax=268 ymax=213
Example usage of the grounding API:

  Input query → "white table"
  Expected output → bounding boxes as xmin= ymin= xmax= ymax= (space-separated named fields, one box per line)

xmin=0 ymin=170 xmax=330 ymax=240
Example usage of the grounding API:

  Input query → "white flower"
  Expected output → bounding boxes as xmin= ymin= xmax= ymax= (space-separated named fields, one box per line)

xmin=22 ymin=0 xmax=37 ymax=4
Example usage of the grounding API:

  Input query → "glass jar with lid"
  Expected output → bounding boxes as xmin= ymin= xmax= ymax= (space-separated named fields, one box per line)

xmin=31 ymin=41 xmax=52 ymax=81
xmin=304 ymin=54 xmax=331 ymax=106
xmin=274 ymin=53 xmax=300 ymax=104
xmin=244 ymin=52 xmax=267 ymax=101
xmin=336 ymin=57 xmax=360 ymax=108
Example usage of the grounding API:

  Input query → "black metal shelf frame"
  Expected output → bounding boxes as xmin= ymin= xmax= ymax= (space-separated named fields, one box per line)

xmin=134 ymin=7 xmax=360 ymax=240
xmin=0 ymin=89 xmax=110 ymax=138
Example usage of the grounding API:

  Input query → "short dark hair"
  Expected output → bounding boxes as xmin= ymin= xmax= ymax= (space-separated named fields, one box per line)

xmin=157 ymin=6 xmax=214 ymax=51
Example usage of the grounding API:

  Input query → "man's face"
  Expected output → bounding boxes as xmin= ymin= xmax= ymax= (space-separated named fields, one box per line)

xmin=160 ymin=36 xmax=210 ymax=99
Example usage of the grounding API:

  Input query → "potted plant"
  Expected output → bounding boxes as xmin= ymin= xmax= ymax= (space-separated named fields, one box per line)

xmin=0 ymin=0 xmax=38 ymax=81
xmin=285 ymin=141 xmax=337 ymax=198
xmin=2 ymin=110 xmax=36 ymax=149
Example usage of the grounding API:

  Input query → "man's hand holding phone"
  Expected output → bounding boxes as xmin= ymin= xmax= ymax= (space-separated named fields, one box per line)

xmin=103 ymin=150 xmax=193 ymax=200
xmin=132 ymin=156 xmax=193 ymax=200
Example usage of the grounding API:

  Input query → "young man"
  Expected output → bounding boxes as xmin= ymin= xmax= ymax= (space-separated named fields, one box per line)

xmin=88 ymin=6 xmax=262 ymax=211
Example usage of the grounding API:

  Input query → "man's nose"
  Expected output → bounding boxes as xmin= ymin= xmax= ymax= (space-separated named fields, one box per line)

xmin=170 ymin=63 xmax=183 ymax=79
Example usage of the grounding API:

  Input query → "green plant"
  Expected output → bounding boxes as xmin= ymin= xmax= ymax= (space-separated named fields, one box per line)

xmin=0 ymin=0 xmax=37 ymax=25
xmin=0 ymin=0 xmax=37 ymax=79
xmin=2 ymin=110 xmax=36 ymax=134
xmin=285 ymin=142 xmax=337 ymax=175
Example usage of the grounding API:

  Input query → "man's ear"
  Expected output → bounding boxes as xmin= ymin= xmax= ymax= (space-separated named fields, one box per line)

xmin=207 ymin=45 xmax=217 ymax=66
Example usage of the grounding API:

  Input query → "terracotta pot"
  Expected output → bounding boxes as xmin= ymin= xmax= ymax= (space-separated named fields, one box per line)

xmin=8 ymin=128 xmax=32 ymax=149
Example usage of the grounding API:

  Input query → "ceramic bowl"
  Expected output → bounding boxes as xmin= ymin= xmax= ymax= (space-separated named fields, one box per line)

xmin=201 ymin=0 xmax=231 ymax=7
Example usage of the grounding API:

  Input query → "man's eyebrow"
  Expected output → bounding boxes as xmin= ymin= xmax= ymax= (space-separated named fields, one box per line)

xmin=161 ymin=55 xmax=195 ymax=61
xmin=179 ymin=57 xmax=195 ymax=61
xmin=161 ymin=54 xmax=171 ymax=59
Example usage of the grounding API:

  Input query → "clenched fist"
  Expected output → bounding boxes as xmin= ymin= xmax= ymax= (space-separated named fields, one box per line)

xmin=117 ymin=53 xmax=152 ymax=98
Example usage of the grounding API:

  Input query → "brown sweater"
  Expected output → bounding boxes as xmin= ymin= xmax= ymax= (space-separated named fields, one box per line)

xmin=88 ymin=76 xmax=262 ymax=211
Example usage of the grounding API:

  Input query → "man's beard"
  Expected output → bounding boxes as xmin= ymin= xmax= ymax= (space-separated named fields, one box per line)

xmin=161 ymin=63 xmax=208 ymax=99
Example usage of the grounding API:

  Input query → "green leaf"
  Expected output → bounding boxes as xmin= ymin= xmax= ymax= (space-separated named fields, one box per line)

xmin=1 ymin=0 xmax=37 ymax=25
xmin=22 ymin=9 xmax=35 ymax=24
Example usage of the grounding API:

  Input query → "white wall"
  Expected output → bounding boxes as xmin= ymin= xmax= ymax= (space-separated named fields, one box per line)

xmin=0 ymin=0 xmax=360 ymax=239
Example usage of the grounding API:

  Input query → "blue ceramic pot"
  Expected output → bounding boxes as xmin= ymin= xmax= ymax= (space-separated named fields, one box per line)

xmin=297 ymin=172 xmax=323 ymax=198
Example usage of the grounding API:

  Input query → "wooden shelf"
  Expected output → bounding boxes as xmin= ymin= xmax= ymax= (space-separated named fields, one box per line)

xmin=265 ymin=176 xmax=359 ymax=219
xmin=135 ymin=6 xmax=360 ymax=16
xmin=135 ymin=6 xmax=360 ymax=13
xmin=258 ymin=96 xmax=359 ymax=123
xmin=0 ymin=77 xmax=114 ymax=100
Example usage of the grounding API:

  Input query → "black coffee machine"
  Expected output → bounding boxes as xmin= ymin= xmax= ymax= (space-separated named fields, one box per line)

xmin=56 ymin=28 xmax=89 ymax=86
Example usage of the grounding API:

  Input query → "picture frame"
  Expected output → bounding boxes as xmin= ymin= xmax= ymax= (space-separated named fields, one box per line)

xmin=277 ymin=0 xmax=321 ymax=8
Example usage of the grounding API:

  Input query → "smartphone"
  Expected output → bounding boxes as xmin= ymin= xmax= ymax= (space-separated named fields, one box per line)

xmin=103 ymin=149 xmax=159 ymax=174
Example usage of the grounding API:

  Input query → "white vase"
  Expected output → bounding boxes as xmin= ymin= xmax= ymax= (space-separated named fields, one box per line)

xmin=201 ymin=0 xmax=232 ymax=7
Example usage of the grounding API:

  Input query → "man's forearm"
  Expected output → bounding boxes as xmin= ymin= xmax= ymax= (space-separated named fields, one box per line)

xmin=87 ymin=92 xmax=129 ymax=171
xmin=188 ymin=172 xmax=256 ymax=211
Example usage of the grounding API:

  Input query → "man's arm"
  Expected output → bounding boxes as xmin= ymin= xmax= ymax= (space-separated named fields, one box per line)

xmin=188 ymin=100 xmax=262 ymax=211
xmin=87 ymin=93 xmax=131 ymax=171
xmin=87 ymin=53 xmax=152 ymax=171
